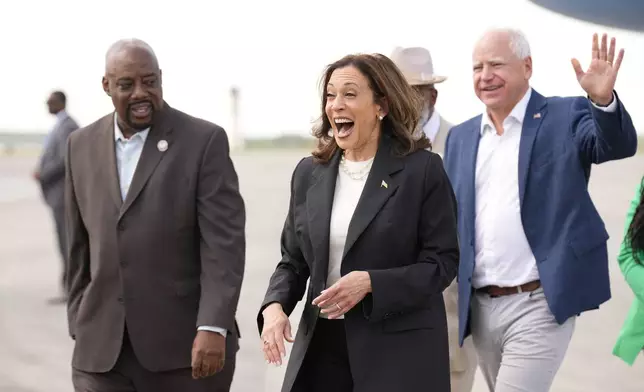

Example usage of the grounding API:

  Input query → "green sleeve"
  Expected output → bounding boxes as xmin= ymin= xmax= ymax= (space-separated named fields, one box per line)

xmin=617 ymin=180 xmax=644 ymax=303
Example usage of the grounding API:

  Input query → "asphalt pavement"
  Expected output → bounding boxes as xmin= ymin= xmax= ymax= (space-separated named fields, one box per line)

xmin=1 ymin=151 xmax=643 ymax=392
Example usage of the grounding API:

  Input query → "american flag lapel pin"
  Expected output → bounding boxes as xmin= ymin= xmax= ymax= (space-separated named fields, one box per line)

xmin=533 ymin=113 xmax=541 ymax=119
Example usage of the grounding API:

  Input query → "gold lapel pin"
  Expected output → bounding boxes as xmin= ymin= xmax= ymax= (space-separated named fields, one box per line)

xmin=381 ymin=180 xmax=388 ymax=189
xmin=533 ymin=113 xmax=541 ymax=119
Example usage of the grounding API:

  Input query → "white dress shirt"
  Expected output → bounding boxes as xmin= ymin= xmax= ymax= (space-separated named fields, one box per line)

xmin=114 ymin=118 xmax=149 ymax=200
xmin=472 ymin=88 xmax=617 ymax=289
xmin=422 ymin=109 xmax=441 ymax=142
xmin=113 ymin=115 xmax=226 ymax=336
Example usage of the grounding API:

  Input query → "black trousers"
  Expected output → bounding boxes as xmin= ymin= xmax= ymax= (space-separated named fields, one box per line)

xmin=292 ymin=318 xmax=353 ymax=392
xmin=72 ymin=327 xmax=236 ymax=392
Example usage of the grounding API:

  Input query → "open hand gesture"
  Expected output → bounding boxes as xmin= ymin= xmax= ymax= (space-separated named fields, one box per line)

xmin=571 ymin=33 xmax=624 ymax=106
xmin=261 ymin=303 xmax=293 ymax=366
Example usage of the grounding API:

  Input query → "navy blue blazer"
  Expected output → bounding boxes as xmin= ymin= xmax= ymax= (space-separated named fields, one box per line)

xmin=443 ymin=90 xmax=638 ymax=345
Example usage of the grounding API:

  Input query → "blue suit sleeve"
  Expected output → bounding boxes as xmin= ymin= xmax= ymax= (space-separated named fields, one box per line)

xmin=571 ymin=92 xmax=637 ymax=164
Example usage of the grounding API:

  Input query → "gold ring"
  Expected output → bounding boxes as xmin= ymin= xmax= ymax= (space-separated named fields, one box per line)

xmin=335 ymin=303 xmax=341 ymax=311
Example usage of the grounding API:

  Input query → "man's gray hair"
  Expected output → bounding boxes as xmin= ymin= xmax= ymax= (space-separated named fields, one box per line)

xmin=480 ymin=27 xmax=532 ymax=59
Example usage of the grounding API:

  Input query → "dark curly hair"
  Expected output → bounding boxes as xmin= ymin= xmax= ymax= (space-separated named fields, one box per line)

xmin=311 ymin=53 xmax=431 ymax=163
xmin=626 ymin=178 xmax=644 ymax=264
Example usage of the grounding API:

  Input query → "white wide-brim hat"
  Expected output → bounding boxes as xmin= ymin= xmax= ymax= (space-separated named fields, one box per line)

xmin=390 ymin=46 xmax=447 ymax=86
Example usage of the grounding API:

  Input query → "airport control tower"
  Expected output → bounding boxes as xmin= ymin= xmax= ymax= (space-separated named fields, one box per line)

xmin=228 ymin=86 xmax=245 ymax=151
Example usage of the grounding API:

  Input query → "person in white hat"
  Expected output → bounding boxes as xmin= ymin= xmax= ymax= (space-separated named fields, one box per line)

xmin=390 ymin=46 xmax=453 ymax=155
xmin=392 ymin=46 xmax=478 ymax=392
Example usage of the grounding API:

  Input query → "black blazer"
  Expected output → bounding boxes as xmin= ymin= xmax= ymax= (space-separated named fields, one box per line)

xmin=258 ymin=134 xmax=460 ymax=392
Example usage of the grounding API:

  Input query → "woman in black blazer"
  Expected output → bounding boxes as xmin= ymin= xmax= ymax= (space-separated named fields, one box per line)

xmin=258 ymin=53 xmax=459 ymax=392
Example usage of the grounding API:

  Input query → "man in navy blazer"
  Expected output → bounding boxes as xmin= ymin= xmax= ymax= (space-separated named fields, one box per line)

xmin=444 ymin=28 xmax=637 ymax=391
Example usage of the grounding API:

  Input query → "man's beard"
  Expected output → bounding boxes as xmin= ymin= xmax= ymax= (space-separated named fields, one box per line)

xmin=420 ymin=105 xmax=433 ymax=126
xmin=126 ymin=110 xmax=155 ymax=130
xmin=126 ymin=118 xmax=153 ymax=130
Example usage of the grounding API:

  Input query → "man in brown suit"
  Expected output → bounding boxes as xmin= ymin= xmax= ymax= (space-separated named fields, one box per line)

xmin=65 ymin=38 xmax=246 ymax=392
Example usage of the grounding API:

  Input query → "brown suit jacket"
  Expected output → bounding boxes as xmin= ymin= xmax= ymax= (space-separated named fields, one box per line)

xmin=64 ymin=104 xmax=246 ymax=373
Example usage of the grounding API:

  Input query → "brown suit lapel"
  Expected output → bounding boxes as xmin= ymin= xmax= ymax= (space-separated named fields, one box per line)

xmin=97 ymin=114 xmax=123 ymax=210
xmin=118 ymin=106 xmax=174 ymax=221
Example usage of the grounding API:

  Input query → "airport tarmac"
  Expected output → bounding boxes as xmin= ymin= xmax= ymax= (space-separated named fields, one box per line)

xmin=1 ymin=151 xmax=643 ymax=392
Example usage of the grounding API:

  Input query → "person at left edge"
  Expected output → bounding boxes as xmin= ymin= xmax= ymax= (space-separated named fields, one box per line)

xmin=258 ymin=52 xmax=459 ymax=392
xmin=64 ymin=38 xmax=245 ymax=392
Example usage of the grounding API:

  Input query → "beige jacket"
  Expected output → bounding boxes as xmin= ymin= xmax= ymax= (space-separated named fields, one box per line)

xmin=431 ymin=116 xmax=452 ymax=156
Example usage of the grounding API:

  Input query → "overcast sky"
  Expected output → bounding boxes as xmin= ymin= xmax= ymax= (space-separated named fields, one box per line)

xmin=2 ymin=0 xmax=642 ymax=140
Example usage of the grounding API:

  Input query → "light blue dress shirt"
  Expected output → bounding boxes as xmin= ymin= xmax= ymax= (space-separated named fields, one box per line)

xmin=113 ymin=114 xmax=226 ymax=337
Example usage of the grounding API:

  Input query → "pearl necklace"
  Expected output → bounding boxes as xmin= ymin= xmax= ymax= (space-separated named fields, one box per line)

xmin=340 ymin=153 xmax=374 ymax=181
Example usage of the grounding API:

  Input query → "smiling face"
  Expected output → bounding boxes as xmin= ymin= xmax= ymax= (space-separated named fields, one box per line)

xmin=324 ymin=65 xmax=383 ymax=158
xmin=472 ymin=31 xmax=532 ymax=114
xmin=102 ymin=46 xmax=163 ymax=134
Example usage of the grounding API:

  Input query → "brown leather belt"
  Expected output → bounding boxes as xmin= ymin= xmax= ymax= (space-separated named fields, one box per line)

xmin=476 ymin=280 xmax=541 ymax=298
